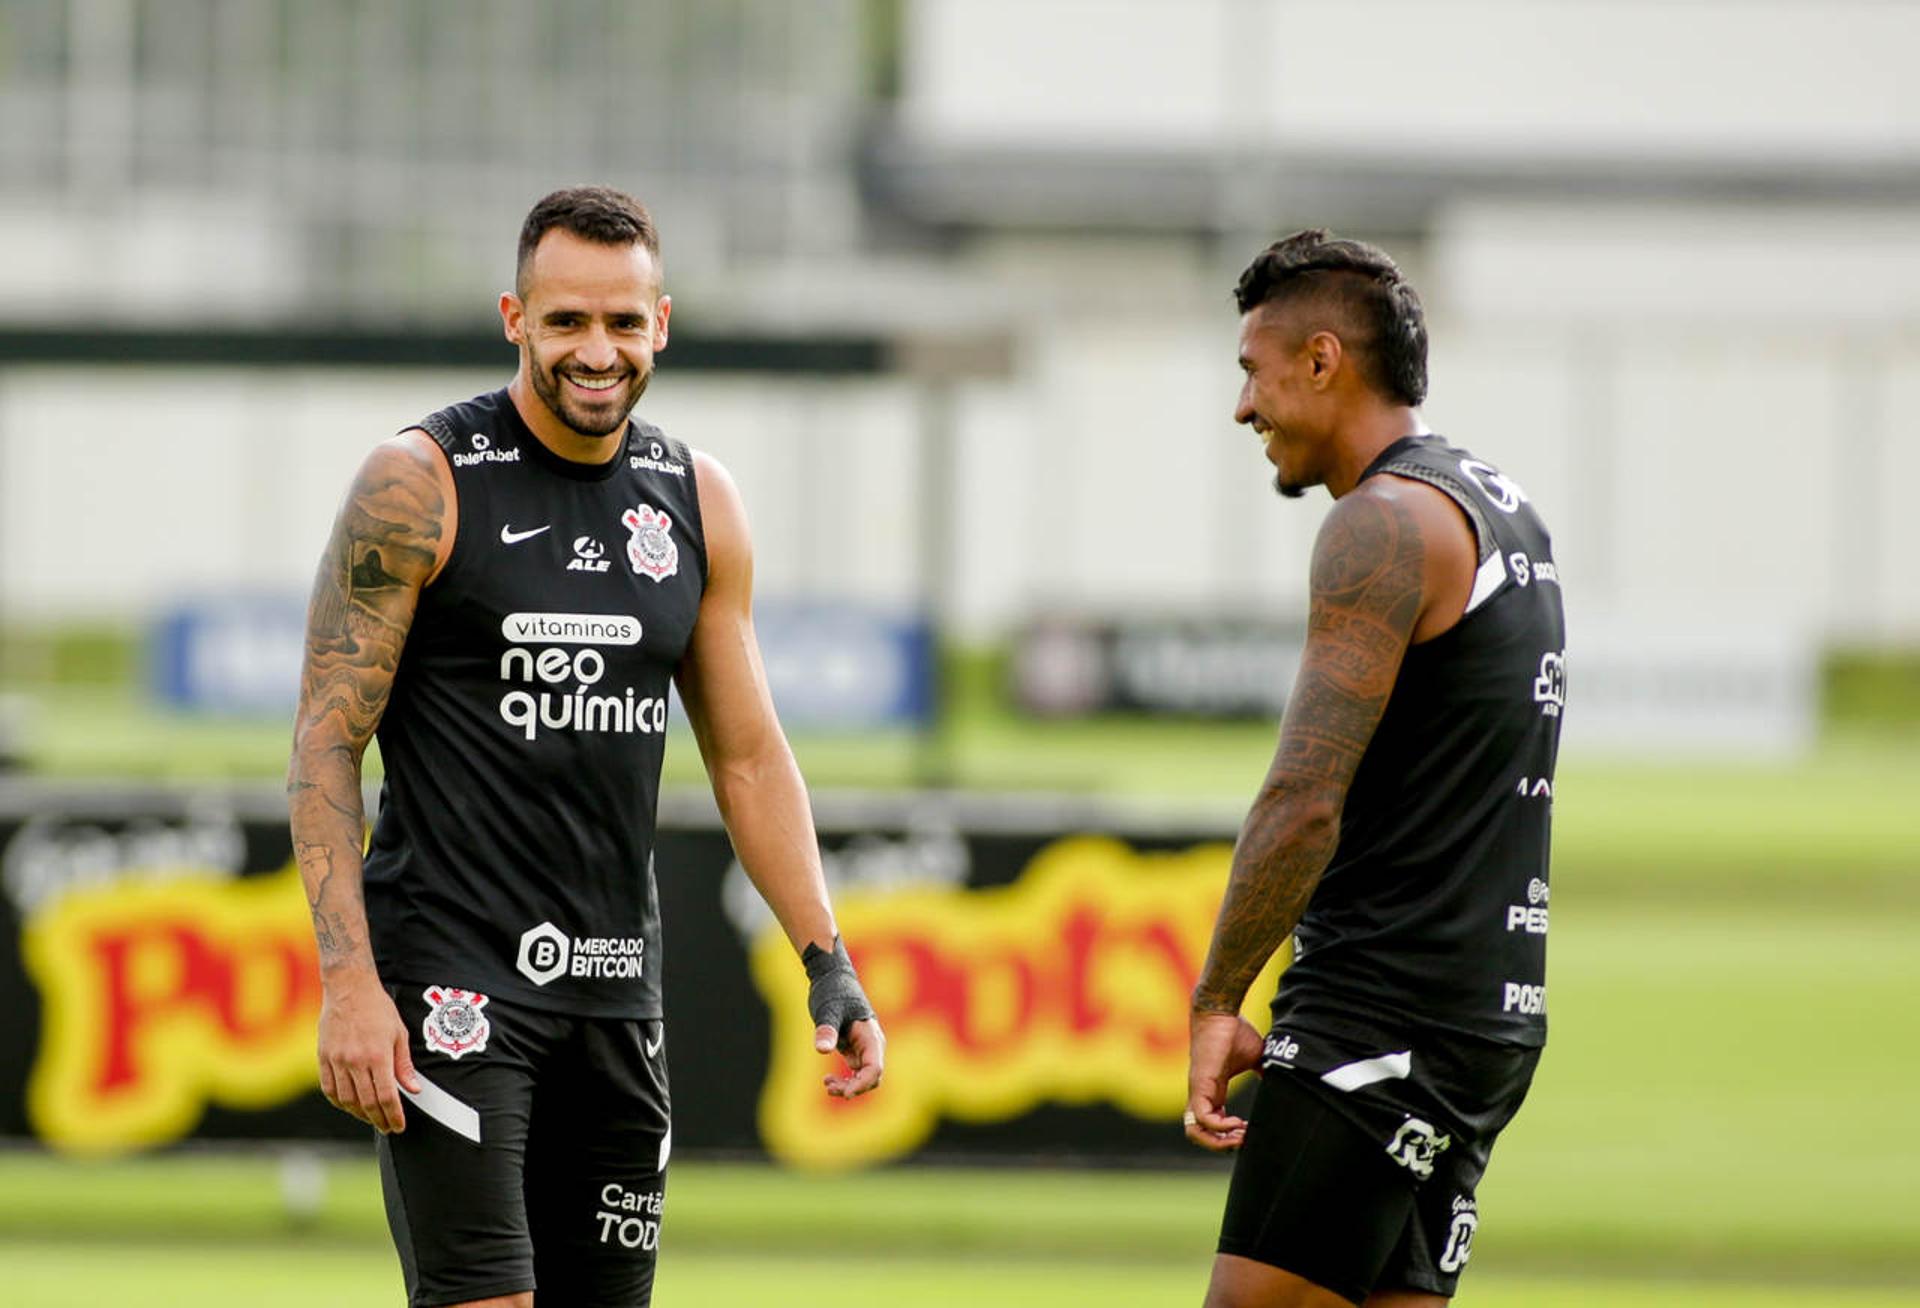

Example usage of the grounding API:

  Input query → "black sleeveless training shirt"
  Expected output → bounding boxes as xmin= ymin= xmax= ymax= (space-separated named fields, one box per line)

xmin=363 ymin=388 xmax=707 ymax=1018
xmin=1271 ymin=434 xmax=1565 ymax=1047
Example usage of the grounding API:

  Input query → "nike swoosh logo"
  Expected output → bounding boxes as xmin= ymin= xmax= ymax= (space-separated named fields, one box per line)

xmin=645 ymin=1026 xmax=664 ymax=1058
xmin=500 ymin=524 xmax=551 ymax=545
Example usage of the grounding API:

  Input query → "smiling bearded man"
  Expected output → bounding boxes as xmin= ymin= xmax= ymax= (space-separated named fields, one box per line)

xmin=288 ymin=186 xmax=886 ymax=1308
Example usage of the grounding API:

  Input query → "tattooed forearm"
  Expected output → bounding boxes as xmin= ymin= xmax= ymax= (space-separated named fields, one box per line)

xmin=294 ymin=841 xmax=363 ymax=965
xmin=1192 ymin=488 xmax=1427 ymax=1014
xmin=1193 ymin=791 xmax=1342 ymax=1013
xmin=288 ymin=436 xmax=445 ymax=980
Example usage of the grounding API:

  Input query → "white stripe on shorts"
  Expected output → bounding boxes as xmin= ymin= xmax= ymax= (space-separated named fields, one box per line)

xmin=401 ymin=1073 xmax=482 ymax=1142
xmin=1320 ymin=1050 xmax=1413 ymax=1093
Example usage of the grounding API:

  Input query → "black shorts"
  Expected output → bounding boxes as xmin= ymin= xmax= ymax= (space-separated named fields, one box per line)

xmin=1217 ymin=1020 xmax=1539 ymax=1303
xmin=376 ymin=983 xmax=671 ymax=1308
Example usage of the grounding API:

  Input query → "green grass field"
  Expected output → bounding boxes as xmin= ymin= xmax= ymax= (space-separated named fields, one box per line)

xmin=2 ymin=1152 xmax=1917 ymax=1306
xmin=14 ymin=685 xmax=1920 ymax=898
xmin=4 ymin=895 xmax=1917 ymax=1305
xmin=4 ymin=675 xmax=1918 ymax=1303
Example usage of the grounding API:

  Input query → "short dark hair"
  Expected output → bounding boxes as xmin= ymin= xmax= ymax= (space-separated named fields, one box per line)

xmin=516 ymin=186 xmax=661 ymax=296
xmin=1234 ymin=229 xmax=1427 ymax=407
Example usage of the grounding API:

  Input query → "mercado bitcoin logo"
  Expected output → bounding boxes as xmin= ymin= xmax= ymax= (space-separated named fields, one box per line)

xmin=752 ymin=835 xmax=1284 ymax=1170
xmin=22 ymin=864 xmax=318 ymax=1155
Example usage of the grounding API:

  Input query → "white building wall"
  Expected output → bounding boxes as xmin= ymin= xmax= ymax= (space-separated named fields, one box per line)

xmin=3 ymin=203 xmax=1918 ymax=648
xmin=905 ymin=0 xmax=1920 ymax=159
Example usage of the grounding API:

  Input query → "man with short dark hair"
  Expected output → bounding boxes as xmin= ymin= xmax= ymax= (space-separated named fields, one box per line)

xmin=1185 ymin=230 xmax=1564 ymax=1307
xmin=289 ymin=184 xmax=884 ymax=1308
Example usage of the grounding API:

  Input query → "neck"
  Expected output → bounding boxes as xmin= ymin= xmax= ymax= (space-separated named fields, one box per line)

xmin=1324 ymin=404 xmax=1424 ymax=498
xmin=507 ymin=373 xmax=627 ymax=464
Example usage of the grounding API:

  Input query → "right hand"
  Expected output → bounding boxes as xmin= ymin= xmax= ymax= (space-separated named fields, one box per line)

xmin=1184 ymin=1010 xmax=1266 ymax=1152
xmin=317 ymin=969 xmax=420 ymax=1133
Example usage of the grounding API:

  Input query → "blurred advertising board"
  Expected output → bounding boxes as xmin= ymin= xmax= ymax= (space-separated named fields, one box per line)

xmin=1012 ymin=617 xmax=1305 ymax=719
xmin=751 ymin=601 xmax=935 ymax=730
xmin=149 ymin=598 xmax=934 ymax=729
xmin=1557 ymin=619 xmax=1818 ymax=759
xmin=150 ymin=596 xmax=307 ymax=716
xmin=0 ymin=784 xmax=1262 ymax=1166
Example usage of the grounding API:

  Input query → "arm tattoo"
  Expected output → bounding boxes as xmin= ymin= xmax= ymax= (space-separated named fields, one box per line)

xmin=294 ymin=839 xmax=357 ymax=963
xmin=1193 ymin=490 xmax=1427 ymax=1014
xmin=287 ymin=440 xmax=444 ymax=973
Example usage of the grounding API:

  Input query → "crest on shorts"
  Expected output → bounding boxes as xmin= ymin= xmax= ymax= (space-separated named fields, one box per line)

xmin=620 ymin=504 xmax=678 ymax=582
xmin=1384 ymin=1115 xmax=1451 ymax=1180
xmin=422 ymin=985 xmax=491 ymax=1059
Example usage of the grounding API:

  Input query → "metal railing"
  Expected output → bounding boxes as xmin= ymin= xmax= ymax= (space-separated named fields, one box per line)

xmin=0 ymin=0 xmax=876 ymax=320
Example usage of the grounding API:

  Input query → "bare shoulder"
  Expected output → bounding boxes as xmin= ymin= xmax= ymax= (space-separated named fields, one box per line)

xmin=340 ymin=430 xmax=454 ymax=583
xmin=1311 ymin=480 xmax=1429 ymax=597
xmin=1303 ymin=479 xmax=1441 ymax=654
xmin=690 ymin=448 xmax=750 ymax=575
xmin=690 ymin=447 xmax=743 ymax=514
xmin=362 ymin=429 xmax=451 ymax=506
xmin=1364 ymin=473 xmax=1475 ymax=563
xmin=1361 ymin=472 xmax=1477 ymax=639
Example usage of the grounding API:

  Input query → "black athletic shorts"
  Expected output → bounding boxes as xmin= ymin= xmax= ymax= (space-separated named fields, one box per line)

xmin=376 ymin=983 xmax=671 ymax=1308
xmin=1217 ymin=1018 xmax=1540 ymax=1303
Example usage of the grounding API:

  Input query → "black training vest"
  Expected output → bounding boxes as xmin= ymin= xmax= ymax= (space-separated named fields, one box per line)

xmin=1272 ymin=434 xmax=1565 ymax=1047
xmin=363 ymin=388 xmax=706 ymax=1018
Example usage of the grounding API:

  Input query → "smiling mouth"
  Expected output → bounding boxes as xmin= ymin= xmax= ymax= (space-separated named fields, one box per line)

xmin=565 ymin=373 xmax=626 ymax=393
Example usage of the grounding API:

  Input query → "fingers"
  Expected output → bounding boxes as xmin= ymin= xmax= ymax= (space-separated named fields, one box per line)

xmin=824 ymin=1059 xmax=882 ymax=1098
xmin=814 ymin=1023 xmax=836 ymax=1054
xmin=1183 ymin=1097 xmax=1247 ymax=1152
xmin=344 ymin=1060 xmax=407 ymax=1135
xmin=821 ymin=1018 xmax=885 ymax=1099
xmin=319 ymin=1057 xmax=372 ymax=1128
xmin=374 ymin=1061 xmax=407 ymax=1134
xmin=317 ymin=1043 xmax=411 ymax=1133
xmin=1187 ymin=1011 xmax=1260 ymax=1150
xmin=316 ymin=982 xmax=412 ymax=1133
xmin=344 ymin=1063 xmax=382 ymax=1131
xmin=393 ymin=1030 xmax=422 ymax=1095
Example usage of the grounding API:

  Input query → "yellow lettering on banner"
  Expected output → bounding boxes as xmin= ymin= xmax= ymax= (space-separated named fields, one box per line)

xmin=21 ymin=864 xmax=319 ymax=1156
xmin=753 ymin=836 xmax=1284 ymax=1170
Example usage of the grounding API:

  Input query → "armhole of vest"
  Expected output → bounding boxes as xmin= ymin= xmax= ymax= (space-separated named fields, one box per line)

xmin=406 ymin=421 xmax=466 ymax=591
xmin=675 ymin=438 xmax=711 ymax=589
xmin=1376 ymin=463 xmax=1506 ymax=620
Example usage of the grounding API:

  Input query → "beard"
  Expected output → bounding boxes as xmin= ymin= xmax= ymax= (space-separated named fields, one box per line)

xmin=529 ymin=354 xmax=651 ymax=437
xmin=1272 ymin=474 xmax=1308 ymax=499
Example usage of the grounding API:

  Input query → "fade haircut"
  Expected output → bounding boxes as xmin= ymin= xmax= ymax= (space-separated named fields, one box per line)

xmin=516 ymin=186 xmax=661 ymax=298
xmin=1234 ymin=229 xmax=1428 ymax=407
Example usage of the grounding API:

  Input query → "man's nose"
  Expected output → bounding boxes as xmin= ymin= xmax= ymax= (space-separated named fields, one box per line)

xmin=575 ymin=326 xmax=618 ymax=371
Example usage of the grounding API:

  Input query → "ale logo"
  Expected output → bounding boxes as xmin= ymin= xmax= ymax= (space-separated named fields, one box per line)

xmin=751 ymin=835 xmax=1283 ymax=1170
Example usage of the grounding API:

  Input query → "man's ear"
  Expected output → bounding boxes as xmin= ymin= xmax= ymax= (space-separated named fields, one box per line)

xmin=1306 ymin=330 xmax=1344 ymax=389
xmin=500 ymin=291 xmax=525 ymax=346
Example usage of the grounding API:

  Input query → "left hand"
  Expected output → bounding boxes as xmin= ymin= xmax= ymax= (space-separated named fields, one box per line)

xmin=1185 ymin=1010 xmax=1264 ymax=1151
xmin=818 ymin=1014 xmax=885 ymax=1098
xmin=804 ymin=935 xmax=883 ymax=1098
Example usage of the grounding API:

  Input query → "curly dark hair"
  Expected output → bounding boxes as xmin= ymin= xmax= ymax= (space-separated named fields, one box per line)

xmin=516 ymin=186 xmax=661 ymax=296
xmin=1234 ymin=229 xmax=1427 ymax=407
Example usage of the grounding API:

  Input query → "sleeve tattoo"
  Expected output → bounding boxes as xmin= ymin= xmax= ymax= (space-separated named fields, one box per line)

xmin=287 ymin=443 xmax=443 ymax=970
xmin=1192 ymin=491 xmax=1427 ymax=1014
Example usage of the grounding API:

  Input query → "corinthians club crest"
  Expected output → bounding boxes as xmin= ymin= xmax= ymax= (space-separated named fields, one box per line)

xmin=422 ymin=985 xmax=491 ymax=1059
xmin=620 ymin=504 xmax=678 ymax=582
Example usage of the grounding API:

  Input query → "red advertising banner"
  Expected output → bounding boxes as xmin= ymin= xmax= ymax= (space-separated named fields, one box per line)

xmin=0 ymin=787 xmax=1255 ymax=1165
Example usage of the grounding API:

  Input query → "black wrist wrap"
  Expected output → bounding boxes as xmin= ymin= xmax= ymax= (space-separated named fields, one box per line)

xmin=802 ymin=935 xmax=874 ymax=1037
